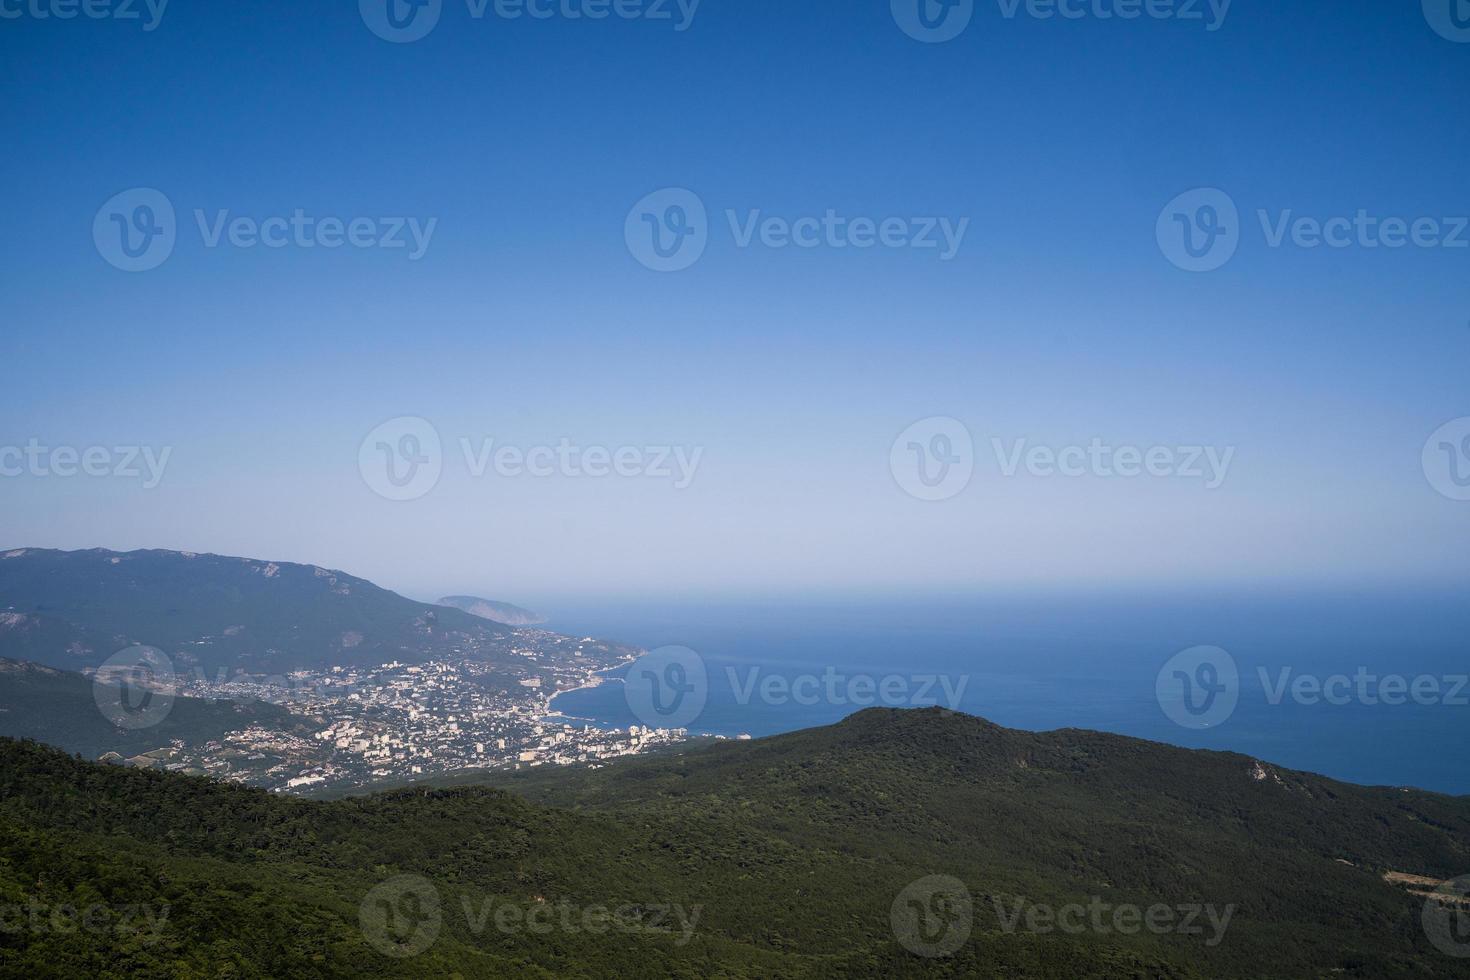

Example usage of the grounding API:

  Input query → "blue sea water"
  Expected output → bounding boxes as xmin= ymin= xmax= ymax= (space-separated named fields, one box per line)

xmin=541 ymin=589 xmax=1469 ymax=795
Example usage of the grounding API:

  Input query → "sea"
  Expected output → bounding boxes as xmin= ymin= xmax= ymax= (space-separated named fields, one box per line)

xmin=541 ymin=588 xmax=1470 ymax=795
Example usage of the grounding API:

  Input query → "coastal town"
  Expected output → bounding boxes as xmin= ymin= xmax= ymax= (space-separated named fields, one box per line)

xmin=104 ymin=629 xmax=697 ymax=795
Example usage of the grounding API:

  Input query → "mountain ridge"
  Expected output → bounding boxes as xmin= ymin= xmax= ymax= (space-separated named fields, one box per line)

xmin=0 ymin=546 xmax=513 ymax=673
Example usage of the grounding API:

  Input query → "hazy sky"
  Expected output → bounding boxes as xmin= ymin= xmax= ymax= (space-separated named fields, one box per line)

xmin=2 ymin=1 xmax=1467 ymax=600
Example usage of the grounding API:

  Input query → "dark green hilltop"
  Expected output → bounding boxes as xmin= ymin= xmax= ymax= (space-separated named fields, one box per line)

xmin=3 ymin=707 xmax=1469 ymax=979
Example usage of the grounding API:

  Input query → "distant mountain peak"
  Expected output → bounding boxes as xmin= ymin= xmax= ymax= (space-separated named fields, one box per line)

xmin=437 ymin=596 xmax=545 ymax=626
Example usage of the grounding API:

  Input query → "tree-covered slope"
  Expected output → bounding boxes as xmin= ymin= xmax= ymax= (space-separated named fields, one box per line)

xmin=487 ymin=707 xmax=1470 ymax=977
xmin=0 ymin=657 xmax=313 ymax=760
xmin=0 ymin=548 xmax=510 ymax=672
xmin=2 ymin=709 xmax=1469 ymax=978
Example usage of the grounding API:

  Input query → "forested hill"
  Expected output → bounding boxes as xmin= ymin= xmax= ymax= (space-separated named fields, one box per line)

xmin=0 ymin=547 xmax=509 ymax=672
xmin=2 ymin=709 xmax=1469 ymax=977
xmin=0 ymin=657 xmax=312 ymax=761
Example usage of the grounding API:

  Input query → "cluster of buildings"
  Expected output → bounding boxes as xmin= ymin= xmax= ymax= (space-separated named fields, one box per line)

xmin=135 ymin=631 xmax=694 ymax=794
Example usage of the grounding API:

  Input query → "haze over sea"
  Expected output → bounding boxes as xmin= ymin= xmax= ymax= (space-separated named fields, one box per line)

xmin=539 ymin=589 xmax=1470 ymax=795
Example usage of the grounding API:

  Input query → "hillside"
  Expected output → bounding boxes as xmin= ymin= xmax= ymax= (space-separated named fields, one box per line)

xmin=2 ymin=709 xmax=1469 ymax=978
xmin=0 ymin=657 xmax=314 ymax=762
xmin=0 ymin=548 xmax=511 ymax=673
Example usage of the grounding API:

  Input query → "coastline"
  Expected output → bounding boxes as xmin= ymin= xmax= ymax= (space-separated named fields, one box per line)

xmin=538 ymin=658 xmax=633 ymax=727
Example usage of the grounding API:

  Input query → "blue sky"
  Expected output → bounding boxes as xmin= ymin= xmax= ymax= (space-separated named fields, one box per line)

xmin=1 ymin=0 xmax=1467 ymax=599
